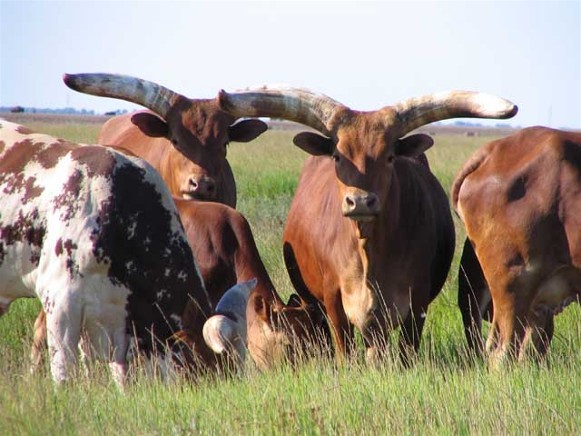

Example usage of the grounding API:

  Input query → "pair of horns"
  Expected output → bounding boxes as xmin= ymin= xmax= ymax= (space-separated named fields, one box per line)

xmin=63 ymin=73 xmax=517 ymax=136
xmin=218 ymin=87 xmax=518 ymax=137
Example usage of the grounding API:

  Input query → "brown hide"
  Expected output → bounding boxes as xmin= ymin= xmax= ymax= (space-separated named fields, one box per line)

xmin=283 ymin=140 xmax=455 ymax=360
xmin=452 ymin=126 xmax=581 ymax=364
xmin=98 ymin=110 xmax=238 ymax=207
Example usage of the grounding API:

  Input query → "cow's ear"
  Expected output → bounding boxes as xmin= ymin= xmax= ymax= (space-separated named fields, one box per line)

xmin=395 ymin=133 xmax=434 ymax=158
xmin=252 ymin=294 xmax=269 ymax=322
xmin=229 ymin=119 xmax=268 ymax=142
xmin=294 ymin=132 xmax=334 ymax=156
xmin=131 ymin=112 xmax=169 ymax=138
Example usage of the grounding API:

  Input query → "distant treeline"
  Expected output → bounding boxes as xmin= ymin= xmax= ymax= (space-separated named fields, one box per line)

xmin=0 ymin=106 xmax=128 ymax=116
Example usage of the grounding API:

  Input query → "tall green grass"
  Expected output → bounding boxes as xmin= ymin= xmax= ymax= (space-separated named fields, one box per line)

xmin=0 ymin=120 xmax=579 ymax=434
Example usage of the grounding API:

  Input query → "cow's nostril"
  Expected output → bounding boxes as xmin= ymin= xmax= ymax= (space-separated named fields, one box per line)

xmin=367 ymin=196 xmax=376 ymax=209
xmin=190 ymin=179 xmax=199 ymax=190
xmin=345 ymin=196 xmax=356 ymax=209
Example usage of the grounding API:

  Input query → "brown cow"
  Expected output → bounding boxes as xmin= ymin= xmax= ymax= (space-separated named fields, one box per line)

xmin=30 ymin=198 xmax=328 ymax=372
xmin=217 ymin=87 xmax=517 ymax=361
xmin=452 ymin=126 xmax=581 ymax=366
xmin=63 ymin=73 xmax=269 ymax=207
xmin=175 ymin=200 xmax=330 ymax=369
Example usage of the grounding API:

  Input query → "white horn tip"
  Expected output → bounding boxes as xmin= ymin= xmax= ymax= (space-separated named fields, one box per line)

xmin=473 ymin=93 xmax=518 ymax=119
xmin=203 ymin=315 xmax=235 ymax=354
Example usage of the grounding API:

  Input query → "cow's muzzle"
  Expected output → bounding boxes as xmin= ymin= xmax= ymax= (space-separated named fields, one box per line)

xmin=342 ymin=191 xmax=380 ymax=221
xmin=182 ymin=175 xmax=217 ymax=200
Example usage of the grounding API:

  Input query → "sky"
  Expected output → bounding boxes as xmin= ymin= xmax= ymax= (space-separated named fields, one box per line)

xmin=1 ymin=0 xmax=579 ymax=129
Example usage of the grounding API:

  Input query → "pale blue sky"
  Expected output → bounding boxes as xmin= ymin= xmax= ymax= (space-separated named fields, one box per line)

xmin=1 ymin=0 xmax=579 ymax=128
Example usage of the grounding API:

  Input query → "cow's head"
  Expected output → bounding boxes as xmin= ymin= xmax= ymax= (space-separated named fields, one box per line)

xmin=246 ymin=292 xmax=330 ymax=369
xmin=63 ymin=73 xmax=268 ymax=206
xmin=171 ymin=279 xmax=257 ymax=376
xmin=219 ymin=87 xmax=517 ymax=235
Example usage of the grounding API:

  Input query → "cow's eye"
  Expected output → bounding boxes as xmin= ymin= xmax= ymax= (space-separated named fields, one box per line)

xmin=387 ymin=155 xmax=395 ymax=163
xmin=331 ymin=153 xmax=340 ymax=163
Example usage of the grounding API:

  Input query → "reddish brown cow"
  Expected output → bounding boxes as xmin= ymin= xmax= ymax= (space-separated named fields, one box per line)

xmin=452 ymin=126 xmax=581 ymax=365
xmin=63 ymin=73 xmax=269 ymax=207
xmin=174 ymin=200 xmax=330 ymax=369
xmin=217 ymin=87 xmax=517 ymax=361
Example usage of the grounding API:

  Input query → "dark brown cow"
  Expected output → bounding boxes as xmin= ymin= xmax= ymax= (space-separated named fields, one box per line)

xmin=63 ymin=73 xmax=268 ymax=207
xmin=217 ymin=87 xmax=517 ymax=361
xmin=452 ymin=126 xmax=581 ymax=365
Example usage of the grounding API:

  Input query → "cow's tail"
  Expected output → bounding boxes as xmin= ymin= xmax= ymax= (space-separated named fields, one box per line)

xmin=450 ymin=148 xmax=488 ymax=213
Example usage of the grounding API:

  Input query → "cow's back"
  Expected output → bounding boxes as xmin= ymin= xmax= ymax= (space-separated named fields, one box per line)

xmin=453 ymin=126 xmax=581 ymax=362
xmin=456 ymin=127 xmax=581 ymax=275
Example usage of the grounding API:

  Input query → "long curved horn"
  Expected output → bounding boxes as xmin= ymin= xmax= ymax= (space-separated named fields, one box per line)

xmin=219 ymin=86 xmax=345 ymax=136
xmin=202 ymin=278 xmax=257 ymax=358
xmin=393 ymin=91 xmax=518 ymax=136
xmin=63 ymin=73 xmax=182 ymax=119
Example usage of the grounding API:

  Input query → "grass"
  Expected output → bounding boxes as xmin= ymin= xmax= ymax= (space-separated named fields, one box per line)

xmin=0 ymin=117 xmax=579 ymax=434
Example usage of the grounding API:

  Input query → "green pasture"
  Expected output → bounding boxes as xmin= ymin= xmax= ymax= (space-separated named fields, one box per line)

xmin=0 ymin=118 xmax=579 ymax=434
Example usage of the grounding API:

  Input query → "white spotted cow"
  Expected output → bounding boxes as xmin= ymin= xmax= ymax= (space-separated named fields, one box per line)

xmin=0 ymin=120 xmax=250 ymax=385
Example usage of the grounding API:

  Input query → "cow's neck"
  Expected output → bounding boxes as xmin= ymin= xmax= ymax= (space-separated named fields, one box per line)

xmin=357 ymin=173 xmax=401 ymax=281
xmin=341 ymin=175 xmax=402 ymax=330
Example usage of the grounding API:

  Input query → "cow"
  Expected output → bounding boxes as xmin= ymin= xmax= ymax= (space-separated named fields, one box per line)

xmin=0 ymin=119 xmax=249 ymax=385
xmin=172 ymin=200 xmax=330 ymax=369
xmin=452 ymin=126 xmax=580 ymax=366
xmin=217 ymin=87 xmax=517 ymax=361
xmin=63 ymin=73 xmax=269 ymax=207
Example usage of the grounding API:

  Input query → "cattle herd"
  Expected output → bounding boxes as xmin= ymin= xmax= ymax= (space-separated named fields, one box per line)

xmin=0 ymin=73 xmax=578 ymax=387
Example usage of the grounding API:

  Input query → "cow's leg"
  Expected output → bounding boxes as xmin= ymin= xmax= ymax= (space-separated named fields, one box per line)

xmin=109 ymin=327 xmax=129 ymax=389
xmin=487 ymin=293 xmax=528 ymax=369
xmin=45 ymin=303 xmax=82 ymax=384
xmin=458 ymin=239 xmax=490 ymax=356
xmin=324 ymin=290 xmax=354 ymax=360
xmin=398 ymin=302 xmax=429 ymax=367
xmin=520 ymin=309 xmax=554 ymax=362
xmin=30 ymin=309 xmax=48 ymax=374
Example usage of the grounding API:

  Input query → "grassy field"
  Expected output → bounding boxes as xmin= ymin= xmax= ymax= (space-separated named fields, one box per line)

xmin=0 ymin=116 xmax=579 ymax=434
